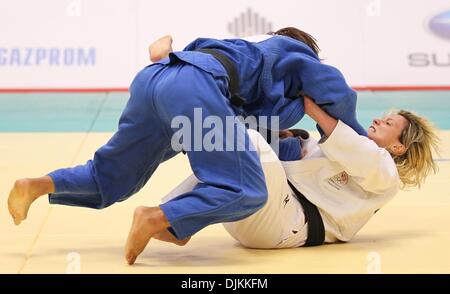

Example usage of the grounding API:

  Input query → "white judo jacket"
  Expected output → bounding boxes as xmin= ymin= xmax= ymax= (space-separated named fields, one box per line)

xmin=283 ymin=120 xmax=401 ymax=242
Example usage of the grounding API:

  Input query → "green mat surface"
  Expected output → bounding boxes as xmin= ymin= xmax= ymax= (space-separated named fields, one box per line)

xmin=1 ymin=91 xmax=449 ymax=132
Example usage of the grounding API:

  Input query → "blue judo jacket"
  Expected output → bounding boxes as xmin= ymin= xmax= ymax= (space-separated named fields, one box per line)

xmin=169 ymin=35 xmax=367 ymax=136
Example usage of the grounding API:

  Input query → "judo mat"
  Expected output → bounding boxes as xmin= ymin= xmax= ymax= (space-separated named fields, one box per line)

xmin=0 ymin=91 xmax=449 ymax=273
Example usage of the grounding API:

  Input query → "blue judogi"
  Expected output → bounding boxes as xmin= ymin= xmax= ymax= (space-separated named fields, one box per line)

xmin=181 ymin=35 xmax=367 ymax=135
xmin=48 ymin=35 xmax=366 ymax=240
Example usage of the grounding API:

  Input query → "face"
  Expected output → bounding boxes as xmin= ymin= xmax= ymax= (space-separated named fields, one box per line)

xmin=368 ymin=114 xmax=409 ymax=155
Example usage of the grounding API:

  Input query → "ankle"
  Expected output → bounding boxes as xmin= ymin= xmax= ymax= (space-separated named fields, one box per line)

xmin=41 ymin=176 xmax=56 ymax=194
xmin=29 ymin=176 xmax=55 ymax=198
xmin=154 ymin=207 xmax=170 ymax=228
xmin=134 ymin=206 xmax=170 ymax=231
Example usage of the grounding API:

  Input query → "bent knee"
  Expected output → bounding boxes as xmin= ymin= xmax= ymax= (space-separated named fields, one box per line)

xmin=255 ymin=188 xmax=269 ymax=208
xmin=244 ymin=185 xmax=268 ymax=214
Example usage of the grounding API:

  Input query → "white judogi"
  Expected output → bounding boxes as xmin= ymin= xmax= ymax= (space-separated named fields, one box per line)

xmin=283 ymin=120 xmax=400 ymax=242
xmin=162 ymin=129 xmax=308 ymax=249
xmin=163 ymin=121 xmax=400 ymax=247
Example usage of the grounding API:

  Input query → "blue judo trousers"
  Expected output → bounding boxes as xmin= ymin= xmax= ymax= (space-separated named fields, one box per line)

xmin=48 ymin=35 xmax=366 ymax=240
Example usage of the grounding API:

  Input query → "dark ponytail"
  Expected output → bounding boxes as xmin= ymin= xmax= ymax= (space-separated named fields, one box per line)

xmin=269 ymin=27 xmax=320 ymax=55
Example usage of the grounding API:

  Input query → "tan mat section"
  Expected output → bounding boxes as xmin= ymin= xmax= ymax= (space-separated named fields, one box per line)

xmin=0 ymin=133 xmax=89 ymax=273
xmin=1 ymin=132 xmax=449 ymax=273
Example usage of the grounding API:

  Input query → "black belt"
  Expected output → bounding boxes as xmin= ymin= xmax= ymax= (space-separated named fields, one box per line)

xmin=196 ymin=48 xmax=246 ymax=108
xmin=288 ymin=181 xmax=325 ymax=247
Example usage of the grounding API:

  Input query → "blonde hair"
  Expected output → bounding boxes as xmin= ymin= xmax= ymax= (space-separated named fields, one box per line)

xmin=389 ymin=110 xmax=440 ymax=189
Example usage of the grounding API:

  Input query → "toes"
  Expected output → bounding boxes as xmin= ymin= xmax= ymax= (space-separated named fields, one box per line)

xmin=7 ymin=205 xmax=14 ymax=218
xmin=126 ymin=252 xmax=137 ymax=265
xmin=9 ymin=209 xmax=23 ymax=226
xmin=179 ymin=237 xmax=191 ymax=246
xmin=8 ymin=208 xmax=18 ymax=224
xmin=11 ymin=213 xmax=22 ymax=226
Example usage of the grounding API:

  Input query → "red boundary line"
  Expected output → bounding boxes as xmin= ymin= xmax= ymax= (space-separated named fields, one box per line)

xmin=353 ymin=86 xmax=450 ymax=91
xmin=0 ymin=88 xmax=129 ymax=93
xmin=1 ymin=86 xmax=450 ymax=93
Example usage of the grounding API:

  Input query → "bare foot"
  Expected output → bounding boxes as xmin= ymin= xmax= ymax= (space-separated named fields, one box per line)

xmin=149 ymin=35 xmax=173 ymax=62
xmin=153 ymin=229 xmax=191 ymax=246
xmin=125 ymin=206 xmax=170 ymax=265
xmin=7 ymin=177 xmax=54 ymax=225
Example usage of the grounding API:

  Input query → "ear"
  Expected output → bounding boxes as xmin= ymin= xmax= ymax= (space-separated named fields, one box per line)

xmin=390 ymin=144 xmax=407 ymax=156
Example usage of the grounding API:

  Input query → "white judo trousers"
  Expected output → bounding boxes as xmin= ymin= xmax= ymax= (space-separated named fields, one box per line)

xmin=162 ymin=129 xmax=308 ymax=249
xmin=163 ymin=120 xmax=401 ymax=246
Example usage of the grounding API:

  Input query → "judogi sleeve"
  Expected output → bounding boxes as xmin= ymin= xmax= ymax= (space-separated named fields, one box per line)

xmin=277 ymin=137 xmax=301 ymax=161
xmin=283 ymin=48 xmax=367 ymax=137
xmin=318 ymin=120 xmax=399 ymax=194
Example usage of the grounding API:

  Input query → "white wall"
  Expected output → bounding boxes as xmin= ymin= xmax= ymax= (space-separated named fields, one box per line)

xmin=0 ymin=0 xmax=449 ymax=89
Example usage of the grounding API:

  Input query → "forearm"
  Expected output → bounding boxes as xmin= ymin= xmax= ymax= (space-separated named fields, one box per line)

xmin=306 ymin=101 xmax=338 ymax=137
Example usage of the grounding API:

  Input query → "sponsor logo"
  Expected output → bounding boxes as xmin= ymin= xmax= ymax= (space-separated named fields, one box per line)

xmin=228 ymin=8 xmax=273 ymax=37
xmin=283 ymin=194 xmax=290 ymax=207
xmin=407 ymin=11 xmax=450 ymax=67
xmin=327 ymin=171 xmax=349 ymax=190
xmin=429 ymin=10 xmax=450 ymax=40
xmin=0 ymin=47 xmax=96 ymax=66
xmin=408 ymin=53 xmax=450 ymax=67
